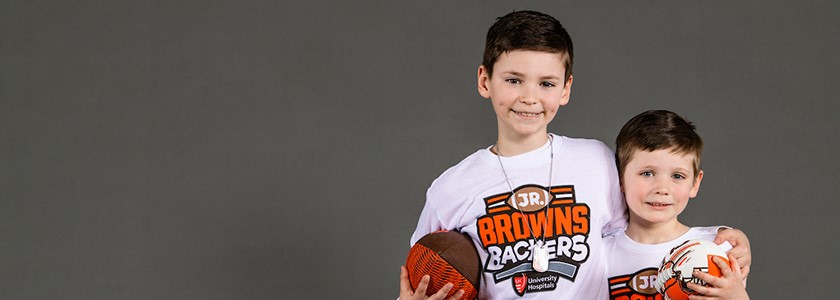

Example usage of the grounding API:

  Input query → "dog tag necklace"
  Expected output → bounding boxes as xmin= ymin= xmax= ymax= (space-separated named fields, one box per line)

xmin=494 ymin=135 xmax=554 ymax=273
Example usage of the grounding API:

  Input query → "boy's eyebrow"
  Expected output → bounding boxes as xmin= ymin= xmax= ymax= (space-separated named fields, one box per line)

xmin=674 ymin=167 xmax=692 ymax=173
xmin=499 ymin=71 xmax=525 ymax=77
xmin=499 ymin=71 xmax=562 ymax=81
xmin=667 ymin=166 xmax=693 ymax=174
xmin=635 ymin=164 xmax=691 ymax=172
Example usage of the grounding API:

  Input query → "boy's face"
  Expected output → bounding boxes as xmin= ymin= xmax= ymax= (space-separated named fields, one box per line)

xmin=477 ymin=50 xmax=572 ymax=143
xmin=621 ymin=148 xmax=703 ymax=226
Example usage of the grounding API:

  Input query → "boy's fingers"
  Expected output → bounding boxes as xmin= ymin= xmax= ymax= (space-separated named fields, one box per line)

xmin=732 ymin=251 xmax=750 ymax=281
xmin=740 ymin=265 xmax=750 ymax=283
xmin=430 ymin=283 xmax=454 ymax=300
xmin=689 ymin=270 xmax=727 ymax=297
xmin=727 ymin=253 xmax=748 ymax=284
xmin=714 ymin=256 xmax=734 ymax=279
xmin=688 ymin=294 xmax=711 ymax=300
xmin=713 ymin=231 xmax=726 ymax=245
xmin=722 ymin=228 xmax=752 ymax=276
xmin=717 ymin=228 xmax=751 ymax=255
xmin=446 ymin=289 xmax=465 ymax=300
xmin=691 ymin=270 xmax=719 ymax=288
xmin=726 ymin=254 xmax=741 ymax=274
xmin=714 ymin=227 xmax=737 ymax=244
xmin=729 ymin=248 xmax=751 ymax=280
xmin=400 ymin=270 xmax=460 ymax=300
xmin=415 ymin=275 xmax=431 ymax=296
xmin=686 ymin=281 xmax=713 ymax=298
xmin=400 ymin=266 xmax=411 ymax=292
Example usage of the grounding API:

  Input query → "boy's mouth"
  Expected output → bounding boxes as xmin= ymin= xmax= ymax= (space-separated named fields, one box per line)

xmin=646 ymin=202 xmax=671 ymax=207
xmin=511 ymin=109 xmax=542 ymax=118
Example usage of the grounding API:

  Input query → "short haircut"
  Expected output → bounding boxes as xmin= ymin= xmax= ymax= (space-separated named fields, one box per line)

xmin=482 ymin=10 xmax=574 ymax=84
xmin=615 ymin=110 xmax=704 ymax=181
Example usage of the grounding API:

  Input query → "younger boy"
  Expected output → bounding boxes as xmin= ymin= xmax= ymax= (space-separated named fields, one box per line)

xmin=400 ymin=11 xmax=751 ymax=300
xmin=604 ymin=110 xmax=749 ymax=300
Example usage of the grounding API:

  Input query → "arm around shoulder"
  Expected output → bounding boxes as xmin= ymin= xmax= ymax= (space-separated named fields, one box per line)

xmin=714 ymin=227 xmax=751 ymax=281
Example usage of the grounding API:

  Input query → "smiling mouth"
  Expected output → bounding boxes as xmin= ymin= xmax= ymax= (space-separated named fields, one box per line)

xmin=512 ymin=110 xmax=542 ymax=118
xmin=646 ymin=202 xmax=671 ymax=207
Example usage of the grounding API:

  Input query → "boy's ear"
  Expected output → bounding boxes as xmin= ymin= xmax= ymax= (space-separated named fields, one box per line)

xmin=560 ymin=75 xmax=573 ymax=106
xmin=689 ymin=170 xmax=704 ymax=198
xmin=477 ymin=65 xmax=491 ymax=99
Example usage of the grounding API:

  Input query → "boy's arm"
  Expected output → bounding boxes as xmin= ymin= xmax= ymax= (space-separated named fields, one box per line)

xmin=685 ymin=254 xmax=749 ymax=300
xmin=715 ymin=228 xmax=751 ymax=280
xmin=399 ymin=189 xmax=455 ymax=299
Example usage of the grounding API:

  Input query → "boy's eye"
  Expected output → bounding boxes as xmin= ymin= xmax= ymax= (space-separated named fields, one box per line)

xmin=640 ymin=171 xmax=653 ymax=177
xmin=505 ymin=78 xmax=522 ymax=84
xmin=672 ymin=173 xmax=687 ymax=180
xmin=540 ymin=81 xmax=556 ymax=87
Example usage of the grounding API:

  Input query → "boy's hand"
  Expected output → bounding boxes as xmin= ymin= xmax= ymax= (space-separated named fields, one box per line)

xmin=400 ymin=266 xmax=465 ymax=300
xmin=715 ymin=228 xmax=751 ymax=281
xmin=686 ymin=254 xmax=750 ymax=300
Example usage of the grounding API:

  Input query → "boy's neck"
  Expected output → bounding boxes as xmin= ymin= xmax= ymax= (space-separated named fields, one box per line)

xmin=624 ymin=219 xmax=690 ymax=245
xmin=495 ymin=133 xmax=550 ymax=157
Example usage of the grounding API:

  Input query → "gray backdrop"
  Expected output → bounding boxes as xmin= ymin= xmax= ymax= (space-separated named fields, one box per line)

xmin=2 ymin=1 xmax=838 ymax=299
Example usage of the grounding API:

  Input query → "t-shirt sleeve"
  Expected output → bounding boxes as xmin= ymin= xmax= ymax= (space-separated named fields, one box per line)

xmin=408 ymin=187 xmax=445 ymax=246
xmin=601 ymin=143 xmax=628 ymax=236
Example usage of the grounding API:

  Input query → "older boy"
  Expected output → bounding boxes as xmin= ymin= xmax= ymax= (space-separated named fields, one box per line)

xmin=604 ymin=110 xmax=748 ymax=299
xmin=400 ymin=11 xmax=750 ymax=300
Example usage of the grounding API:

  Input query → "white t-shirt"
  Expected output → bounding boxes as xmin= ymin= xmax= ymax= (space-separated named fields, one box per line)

xmin=603 ymin=226 xmax=720 ymax=300
xmin=410 ymin=134 xmax=627 ymax=299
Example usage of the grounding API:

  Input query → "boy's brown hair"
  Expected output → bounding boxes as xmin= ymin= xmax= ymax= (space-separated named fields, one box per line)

xmin=482 ymin=10 xmax=574 ymax=84
xmin=615 ymin=110 xmax=704 ymax=181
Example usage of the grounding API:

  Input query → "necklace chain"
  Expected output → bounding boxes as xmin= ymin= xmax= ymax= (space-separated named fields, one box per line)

xmin=494 ymin=135 xmax=554 ymax=245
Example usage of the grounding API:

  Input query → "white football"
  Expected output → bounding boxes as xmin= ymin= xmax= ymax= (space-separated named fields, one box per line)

xmin=655 ymin=239 xmax=731 ymax=300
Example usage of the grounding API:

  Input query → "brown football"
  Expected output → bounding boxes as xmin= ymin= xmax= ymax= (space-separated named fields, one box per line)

xmin=405 ymin=230 xmax=481 ymax=300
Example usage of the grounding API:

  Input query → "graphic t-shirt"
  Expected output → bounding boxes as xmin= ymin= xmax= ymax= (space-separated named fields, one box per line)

xmin=603 ymin=226 xmax=719 ymax=300
xmin=410 ymin=134 xmax=627 ymax=299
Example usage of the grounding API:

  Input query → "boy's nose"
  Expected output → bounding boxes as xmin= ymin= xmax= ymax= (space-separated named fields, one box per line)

xmin=518 ymin=86 xmax=538 ymax=104
xmin=518 ymin=92 xmax=538 ymax=104
xmin=518 ymin=97 xmax=538 ymax=105
xmin=653 ymin=180 xmax=670 ymax=195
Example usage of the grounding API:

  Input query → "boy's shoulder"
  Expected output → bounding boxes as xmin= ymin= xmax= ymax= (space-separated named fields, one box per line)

xmin=551 ymin=135 xmax=616 ymax=173
xmin=556 ymin=135 xmax=612 ymax=156
xmin=686 ymin=226 xmax=722 ymax=241
xmin=428 ymin=147 xmax=492 ymax=192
